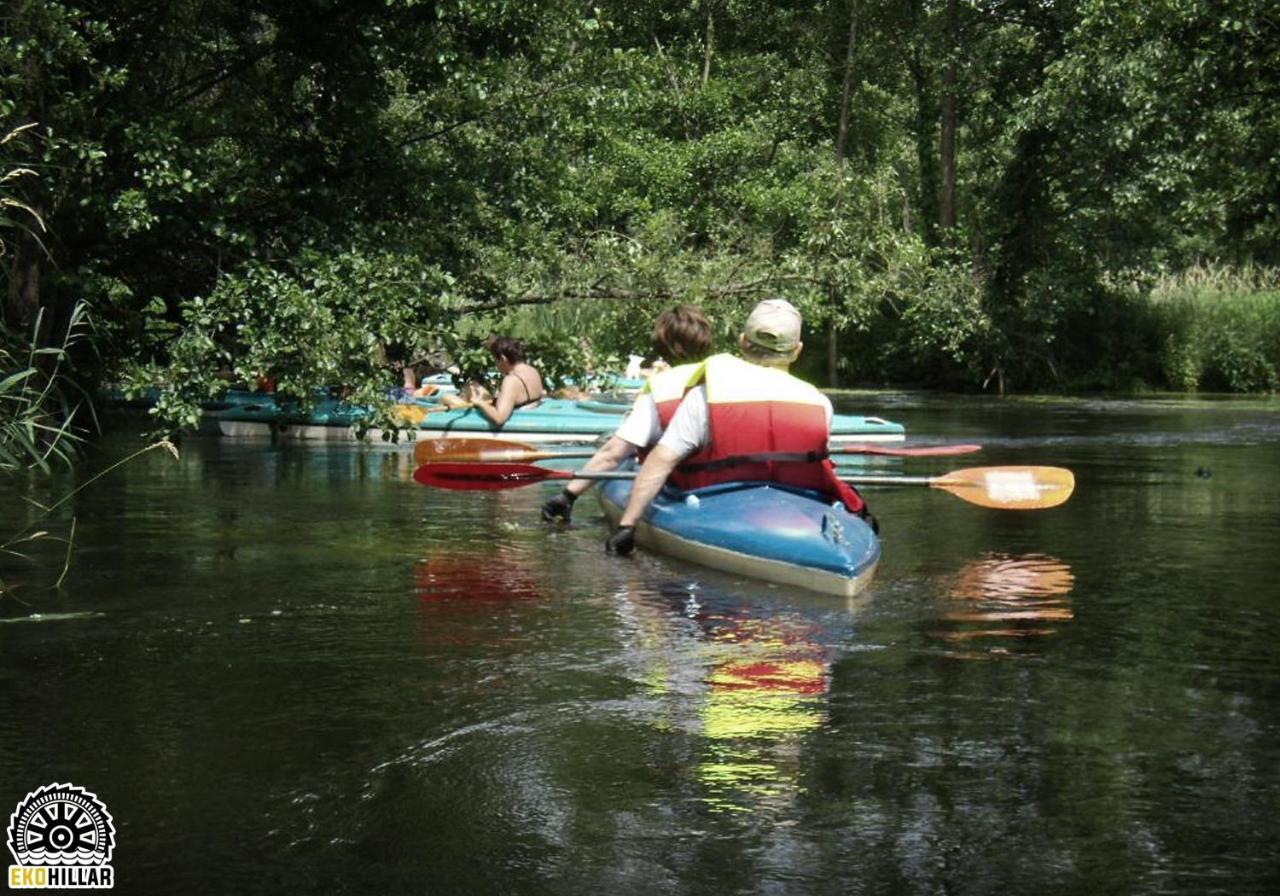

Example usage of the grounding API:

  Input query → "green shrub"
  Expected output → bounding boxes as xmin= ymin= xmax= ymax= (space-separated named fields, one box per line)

xmin=1148 ymin=266 xmax=1280 ymax=393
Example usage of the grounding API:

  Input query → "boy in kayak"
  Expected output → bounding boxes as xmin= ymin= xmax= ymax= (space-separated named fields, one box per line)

xmin=541 ymin=305 xmax=713 ymax=523
xmin=604 ymin=298 xmax=873 ymax=556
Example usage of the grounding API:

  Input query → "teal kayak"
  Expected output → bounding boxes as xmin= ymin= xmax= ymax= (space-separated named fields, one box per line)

xmin=207 ymin=399 xmax=901 ymax=445
xmin=185 ymin=390 xmax=904 ymax=444
xmin=204 ymin=395 xmax=617 ymax=443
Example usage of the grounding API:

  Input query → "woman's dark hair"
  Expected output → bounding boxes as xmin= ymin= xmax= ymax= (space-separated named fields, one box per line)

xmin=653 ymin=305 xmax=712 ymax=364
xmin=487 ymin=335 xmax=526 ymax=364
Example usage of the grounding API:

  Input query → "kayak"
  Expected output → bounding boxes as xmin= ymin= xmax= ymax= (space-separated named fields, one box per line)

xmin=203 ymin=396 xmax=620 ymax=443
xmin=596 ymin=476 xmax=880 ymax=598
xmin=196 ymin=391 xmax=906 ymax=445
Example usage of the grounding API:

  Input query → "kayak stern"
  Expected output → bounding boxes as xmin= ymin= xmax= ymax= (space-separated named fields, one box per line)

xmin=597 ymin=479 xmax=879 ymax=598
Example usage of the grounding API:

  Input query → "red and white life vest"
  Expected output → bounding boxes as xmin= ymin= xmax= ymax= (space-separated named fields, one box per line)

xmin=642 ymin=361 xmax=704 ymax=428
xmin=669 ymin=354 xmax=865 ymax=513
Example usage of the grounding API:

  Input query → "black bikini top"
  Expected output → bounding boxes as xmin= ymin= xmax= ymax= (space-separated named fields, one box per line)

xmin=508 ymin=369 xmax=543 ymax=409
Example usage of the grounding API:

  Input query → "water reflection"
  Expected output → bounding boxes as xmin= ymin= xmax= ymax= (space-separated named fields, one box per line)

xmin=412 ymin=546 xmax=546 ymax=652
xmin=413 ymin=548 xmax=543 ymax=605
xmin=620 ymin=582 xmax=861 ymax=816
xmin=932 ymin=553 xmax=1075 ymax=655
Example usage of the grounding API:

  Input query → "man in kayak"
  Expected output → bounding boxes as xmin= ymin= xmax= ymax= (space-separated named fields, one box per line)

xmin=541 ymin=304 xmax=713 ymax=523
xmin=604 ymin=298 xmax=873 ymax=556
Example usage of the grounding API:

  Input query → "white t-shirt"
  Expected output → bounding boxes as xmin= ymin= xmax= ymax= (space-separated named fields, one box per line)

xmin=612 ymin=393 xmax=662 ymax=448
xmin=655 ymin=385 xmax=834 ymax=458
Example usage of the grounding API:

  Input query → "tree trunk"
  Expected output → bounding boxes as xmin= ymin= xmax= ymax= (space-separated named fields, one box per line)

xmin=910 ymin=56 xmax=939 ymax=247
xmin=702 ymin=4 xmax=715 ymax=86
xmin=830 ymin=1 xmax=858 ymax=388
xmin=908 ymin=0 xmax=939 ymax=247
xmin=4 ymin=225 xmax=44 ymax=339
xmin=940 ymin=81 xmax=956 ymax=231
xmin=939 ymin=0 xmax=958 ymax=233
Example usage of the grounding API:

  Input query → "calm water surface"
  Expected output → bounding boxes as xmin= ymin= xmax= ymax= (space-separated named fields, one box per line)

xmin=2 ymin=393 xmax=1279 ymax=894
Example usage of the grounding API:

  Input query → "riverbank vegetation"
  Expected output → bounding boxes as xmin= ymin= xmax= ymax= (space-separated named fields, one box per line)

xmin=1 ymin=0 xmax=1276 ymax=434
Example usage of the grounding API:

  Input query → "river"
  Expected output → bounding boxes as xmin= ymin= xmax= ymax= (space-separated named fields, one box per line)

xmin=2 ymin=392 xmax=1278 ymax=894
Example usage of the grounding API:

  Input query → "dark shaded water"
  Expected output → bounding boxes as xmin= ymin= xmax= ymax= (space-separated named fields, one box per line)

xmin=3 ymin=393 xmax=1279 ymax=894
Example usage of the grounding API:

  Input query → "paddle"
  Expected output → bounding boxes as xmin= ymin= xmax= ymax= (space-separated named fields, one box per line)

xmin=413 ymin=436 xmax=982 ymax=465
xmin=412 ymin=462 xmax=1074 ymax=510
xmin=393 ymin=404 xmax=453 ymax=426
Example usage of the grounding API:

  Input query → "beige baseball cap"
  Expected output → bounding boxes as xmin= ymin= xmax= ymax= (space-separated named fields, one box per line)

xmin=743 ymin=298 xmax=802 ymax=353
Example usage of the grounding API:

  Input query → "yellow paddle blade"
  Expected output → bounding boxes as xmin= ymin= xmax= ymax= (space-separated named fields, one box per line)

xmin=394 ymin=405 xmax=437 ymax=425
xmin=396 ymin=402 xmax=478 ymax=427
xmin=931 ymin=466 xmax=1075 ymax=510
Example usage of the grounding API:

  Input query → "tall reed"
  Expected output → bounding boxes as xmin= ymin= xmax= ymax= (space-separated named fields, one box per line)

xmin=1148 ymin=264 xmax=1280 ymax=392
xmin=1 ymin=303 xmax=97 ymax=598
xmin=0 ymin=303 xmax=94 ymax=474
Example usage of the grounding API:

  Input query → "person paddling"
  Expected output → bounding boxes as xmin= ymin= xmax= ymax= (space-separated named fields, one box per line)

xmin=541 ymin=305 xmax=713 ymax=522
xmin=604 ymin=298 xmax=874 ymax=556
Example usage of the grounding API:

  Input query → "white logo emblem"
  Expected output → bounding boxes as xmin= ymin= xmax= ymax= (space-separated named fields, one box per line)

xmin=7 ymin=783 xmax=115 ymax=889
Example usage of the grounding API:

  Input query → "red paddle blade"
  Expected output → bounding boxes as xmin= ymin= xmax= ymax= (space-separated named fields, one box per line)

xmin=412 ymin=462 xmax=569 ymax=490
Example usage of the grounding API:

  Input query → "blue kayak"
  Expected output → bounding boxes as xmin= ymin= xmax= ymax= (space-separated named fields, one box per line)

xmin=198 ymin=391 xmax=906 ymax=445
xmin=596 ymin=477 xmax=880 ymax=598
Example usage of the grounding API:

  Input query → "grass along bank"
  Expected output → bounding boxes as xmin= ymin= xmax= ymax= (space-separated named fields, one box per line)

xmin=1147 ymin=265 xmax=1280 ymax=393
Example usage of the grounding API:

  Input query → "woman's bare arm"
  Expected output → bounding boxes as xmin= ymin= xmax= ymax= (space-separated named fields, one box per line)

xmin=473 ymin=375 xmax=519 ymax=427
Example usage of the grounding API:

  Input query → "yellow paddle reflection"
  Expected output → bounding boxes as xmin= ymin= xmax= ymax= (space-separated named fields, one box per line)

xmin=620 ymin=583 xmax=859 ymax=816
xmin=699 ymin=647 xmax=828 ymax=814
xmin=932 ymin=553 xmax=1075 ymax=656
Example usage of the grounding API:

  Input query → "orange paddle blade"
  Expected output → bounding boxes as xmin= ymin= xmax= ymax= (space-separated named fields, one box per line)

xmin=930 ymin=466 xmax=1075 ymax=510
xmin=414 ymin=437 xmax=592 ymax=465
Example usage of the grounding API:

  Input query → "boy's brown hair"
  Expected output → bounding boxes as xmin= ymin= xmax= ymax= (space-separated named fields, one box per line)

xmin=653 ymin=305 xmax=712 ymax=364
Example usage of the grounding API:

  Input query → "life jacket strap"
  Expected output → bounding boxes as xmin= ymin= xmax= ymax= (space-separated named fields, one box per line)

xmin=679 ymin=450 xmax=828 ymax=474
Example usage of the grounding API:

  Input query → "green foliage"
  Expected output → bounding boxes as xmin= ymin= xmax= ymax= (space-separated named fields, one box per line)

xmin=0 ymin=304 xmax=91 ymax=474
xmin=1148 ymin=267 xmax=1280 ymax=393
xmin=1024 ymin=0 xmax=1279 ymax=271
xmin=119 ymin=248 xmax=463 ymax=429
xmin=2 ymin=0 xmax=1277 ymax=415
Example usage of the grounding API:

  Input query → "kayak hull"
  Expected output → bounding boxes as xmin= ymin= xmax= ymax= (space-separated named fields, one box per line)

xmin=597 ymin=478 xmax=880 ymax=598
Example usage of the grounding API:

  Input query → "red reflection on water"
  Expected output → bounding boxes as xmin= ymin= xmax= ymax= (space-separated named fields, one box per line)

xmin=709 ymin=659 xmax=828 ymax=695
xmin=934 ymin=553 xmax=1075 ymax=652
xmin=412 ymin=549 xmax=544 ymax=648
xmin=413 ymin=549 xmax=542 ymax=604
xmin=702 ymin=616 xmax=830 ymax=695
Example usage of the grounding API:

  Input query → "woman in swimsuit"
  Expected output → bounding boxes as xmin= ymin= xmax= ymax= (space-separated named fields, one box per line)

xmin=470 ymin=335 xmax=545 ymax=428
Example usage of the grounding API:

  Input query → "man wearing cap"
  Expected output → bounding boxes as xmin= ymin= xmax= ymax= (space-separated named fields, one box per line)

xmin=605 ymin=298 xmax=871 ymax=556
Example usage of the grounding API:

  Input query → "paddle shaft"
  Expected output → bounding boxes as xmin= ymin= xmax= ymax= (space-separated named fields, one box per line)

xmin=414 ymin=437 xmax=981 ymax=465
xmin=539 ymin=469 xmax=952 ymax=486
xmin=415 ymin=464 xmax=924 ymax=488
xmin=412 ymin=461 xmax=1075 ymax=509
xmin=564 ymin=470 xmax=997 ymax=489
